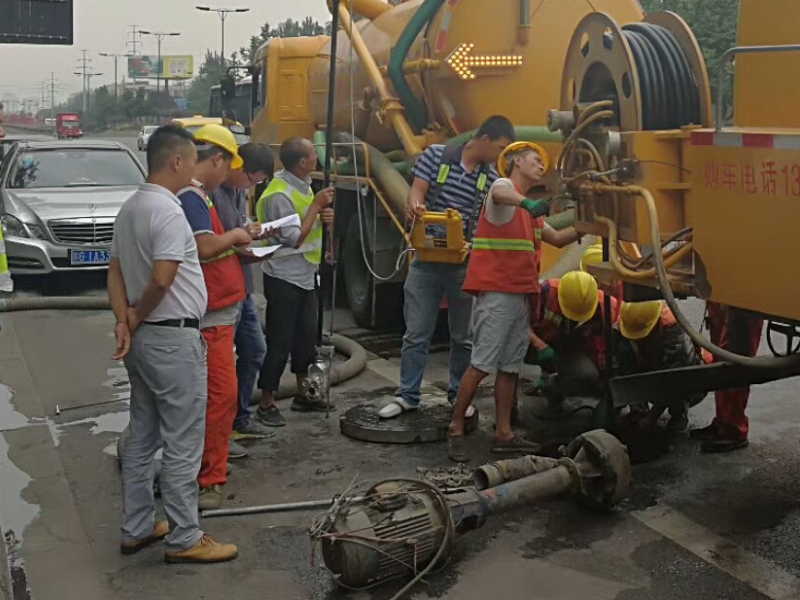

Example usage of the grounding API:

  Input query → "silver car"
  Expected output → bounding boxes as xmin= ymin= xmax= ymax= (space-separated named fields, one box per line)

xmin=136 ymin=125 xmax=158 ymax=150
xmin=0 ymin=140 xmax=145 ymax=274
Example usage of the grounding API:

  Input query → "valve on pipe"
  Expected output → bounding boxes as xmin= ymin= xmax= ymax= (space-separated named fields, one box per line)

xmin=310 ymin=430 xmax=630 ymax=590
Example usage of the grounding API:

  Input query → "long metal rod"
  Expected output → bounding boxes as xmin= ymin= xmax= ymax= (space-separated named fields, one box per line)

xmin=201 ymin=496 xmax=367 ymax=518
xmin=319 ymin=0 xmax=342 ymax=346
xmin=715 ymin=44 xmax=800 ymax=130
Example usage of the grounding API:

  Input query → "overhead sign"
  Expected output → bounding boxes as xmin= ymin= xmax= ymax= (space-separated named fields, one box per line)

xmin=0 ymin=0 xmax=73 ymax=45
xmin=127 ymin=55 xmax=193 ymax=79
xmin=446 ymin=43 xmax=523 ymax=80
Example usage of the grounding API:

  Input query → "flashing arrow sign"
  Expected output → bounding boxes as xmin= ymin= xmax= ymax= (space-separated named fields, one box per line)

xmin=445 ymin=43 xmax=524 ymax=80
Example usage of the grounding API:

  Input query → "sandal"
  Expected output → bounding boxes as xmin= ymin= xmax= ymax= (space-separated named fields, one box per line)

xmin=491 ymin=435 xmax=542 ymax=455
xmin=448 ymin=435 xmax=469 ymax=463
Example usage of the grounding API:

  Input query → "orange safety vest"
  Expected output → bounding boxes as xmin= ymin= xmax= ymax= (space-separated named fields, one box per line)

xmin=180 ymin=184 xmax=246 ymax=312
xmin=536 ymin=279 xmax=620 ymax=371
xmin=462 ymin=199 xmax=544 ymax=295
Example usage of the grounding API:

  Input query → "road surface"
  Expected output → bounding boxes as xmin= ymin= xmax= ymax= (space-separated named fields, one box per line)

xmin=1 ymin=130 xmax=800 ymax=600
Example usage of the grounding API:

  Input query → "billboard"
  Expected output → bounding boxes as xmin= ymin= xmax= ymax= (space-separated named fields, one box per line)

xmin=127 ymin=55 xmax=193 ymax=79
xmin=1 ymin=0 xmax=73 ymax=45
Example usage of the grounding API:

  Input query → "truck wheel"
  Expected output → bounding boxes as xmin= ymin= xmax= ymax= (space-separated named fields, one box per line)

xmin=343 ymin=217 xmax=402 ymax=329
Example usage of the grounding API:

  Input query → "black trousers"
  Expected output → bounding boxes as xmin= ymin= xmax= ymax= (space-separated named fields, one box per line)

xmin=258 ymin=274 xmax=318 ymax=392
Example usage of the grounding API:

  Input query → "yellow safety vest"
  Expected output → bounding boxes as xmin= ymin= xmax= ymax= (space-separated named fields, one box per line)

xmin=256 ymin=176 xmax=322 ymax=265
xmin=0 ymin=225 xmax=12 ymax=292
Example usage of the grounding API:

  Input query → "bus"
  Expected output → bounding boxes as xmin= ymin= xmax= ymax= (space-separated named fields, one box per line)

xmin=209 ymin=76 xmax=253 ymax=127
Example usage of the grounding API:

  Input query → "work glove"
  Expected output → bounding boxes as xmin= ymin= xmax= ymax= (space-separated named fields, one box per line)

xmin=520 ymin=197 xmax=550 ymax=218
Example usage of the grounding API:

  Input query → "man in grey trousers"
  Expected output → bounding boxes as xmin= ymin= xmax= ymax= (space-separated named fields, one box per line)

xmin=108 ymin=124 xmax=237 ymax=564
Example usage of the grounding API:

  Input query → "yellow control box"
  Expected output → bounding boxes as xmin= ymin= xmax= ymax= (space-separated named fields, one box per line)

xmin=410 ymin=209 xmax=469 ymax=264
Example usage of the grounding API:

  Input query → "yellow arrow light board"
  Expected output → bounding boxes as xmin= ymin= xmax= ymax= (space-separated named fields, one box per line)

xmin=446 ymin=43 xmax=524 ymax=80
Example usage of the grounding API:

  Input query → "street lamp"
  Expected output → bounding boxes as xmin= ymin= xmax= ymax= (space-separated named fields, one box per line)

xmin=74 ymin=72 xmax=103 ymax=114
xmin=195 ymin=6 xmax=250 ymax=68
xmin=138 ymin=30 xmax=181 ymax=97
xmin=99 ymin=52 xmax=133 ymax=100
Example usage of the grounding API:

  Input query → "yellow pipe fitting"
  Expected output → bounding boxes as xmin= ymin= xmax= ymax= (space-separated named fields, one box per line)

xmin=338 ymin=2 xmax=424 ymax=156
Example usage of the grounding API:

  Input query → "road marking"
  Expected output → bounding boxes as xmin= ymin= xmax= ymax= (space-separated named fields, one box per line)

xmin=632 ymin=504 xmax=800 ymax=600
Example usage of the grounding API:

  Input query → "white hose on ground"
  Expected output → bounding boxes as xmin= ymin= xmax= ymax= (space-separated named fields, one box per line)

xmin=588 ymin=184 xmax=800 ymax=369
xmin=0 ymin=296 xmax=368 ymax=394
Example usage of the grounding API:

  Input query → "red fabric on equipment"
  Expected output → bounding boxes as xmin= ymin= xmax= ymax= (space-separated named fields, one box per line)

xmin=706 ymin=302 xmax=764 ymax=440
xmin=199 ymin=325 xmax=238 ymax=488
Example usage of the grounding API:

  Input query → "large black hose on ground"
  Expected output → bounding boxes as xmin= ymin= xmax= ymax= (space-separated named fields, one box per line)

xmin=0 ymin=296 xmax=368 ymax=396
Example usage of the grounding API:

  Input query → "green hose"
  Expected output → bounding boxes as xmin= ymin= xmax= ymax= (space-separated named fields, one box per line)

xmin=545 ymin=208 xmax=576 ymax=230
xmin=448 ymin=125 xmax=563 ymax=147
xmin=387 ymin=0 xmax=445 ymax=132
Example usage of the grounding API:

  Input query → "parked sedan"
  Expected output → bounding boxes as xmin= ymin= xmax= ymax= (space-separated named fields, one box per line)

xmin=136 ymin=125 xmax=158 ymax=150
xmin=0 ymin=140 xmax=145 ymax=274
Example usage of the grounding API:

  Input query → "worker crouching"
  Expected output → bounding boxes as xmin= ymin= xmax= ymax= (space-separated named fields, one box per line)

xmin=532 ymin=271 xmax=620 ymax=410
xmin=447 ymin=142 xmax=579 ymax=462
xmin=614 ymin=300 xmax=703 ymax=433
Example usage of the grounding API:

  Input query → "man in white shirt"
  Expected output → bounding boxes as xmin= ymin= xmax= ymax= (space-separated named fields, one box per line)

xmin=108 ymin=124 xmax=237 ymax=564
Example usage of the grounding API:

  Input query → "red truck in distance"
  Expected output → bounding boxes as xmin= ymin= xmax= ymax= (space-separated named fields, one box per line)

xmin=56 ymin=113 xmax=82 ymax=139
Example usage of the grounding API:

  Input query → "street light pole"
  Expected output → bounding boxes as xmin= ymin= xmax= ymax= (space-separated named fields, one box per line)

xmin=195 ymin=6 xmax=250 ymax=68
xmin=99 ymin=52 xmax=133 ymax=100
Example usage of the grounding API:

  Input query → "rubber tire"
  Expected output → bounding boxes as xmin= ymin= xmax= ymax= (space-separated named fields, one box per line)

xmin=343 ymin=217 xmax=402 ymax=330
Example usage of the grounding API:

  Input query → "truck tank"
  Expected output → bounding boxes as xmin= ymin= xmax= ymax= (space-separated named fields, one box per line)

xmin=307 ymin=0 xmax=644 ymax=151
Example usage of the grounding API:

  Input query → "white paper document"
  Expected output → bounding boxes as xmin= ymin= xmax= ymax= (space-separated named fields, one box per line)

xmin=260 ymin=213 xmax=300 ymax=234
xmin=248 ymin=244 xmax=283 ymax=258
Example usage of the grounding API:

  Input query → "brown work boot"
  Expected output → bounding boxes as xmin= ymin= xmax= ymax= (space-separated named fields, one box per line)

xmin=120 ymin=520 xmax=170 ymax=555
xmin=198 ymin=485 xmax=224 ymax=511
xmin=164 ymin=534 xmax=238 ymax=564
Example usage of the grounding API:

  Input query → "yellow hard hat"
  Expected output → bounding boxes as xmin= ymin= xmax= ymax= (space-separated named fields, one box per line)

xmin=620 ymin=300 xmax=664 ymax=340
xmin=193 ymin=124 xmax=243 ymax=169
xmin=498 ymin=141 xmax=550 ymax=178
xmin=580 ymin=242 xmax=604 ymax=272
xmin=558 ymin=270 xmax=599 ymax=324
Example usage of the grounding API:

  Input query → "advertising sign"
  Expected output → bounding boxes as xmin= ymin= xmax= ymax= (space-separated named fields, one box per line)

xmin=128 ymin=55 xmax=193 ymax=79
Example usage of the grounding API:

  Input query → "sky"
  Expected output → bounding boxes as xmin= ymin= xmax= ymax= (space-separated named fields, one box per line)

xmin=0 ymin=0 xmax=331 ymax=106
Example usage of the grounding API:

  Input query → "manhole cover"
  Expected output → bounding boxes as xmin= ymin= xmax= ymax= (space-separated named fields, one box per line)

xmin=340 ymin=397 xmax=479 ymax=444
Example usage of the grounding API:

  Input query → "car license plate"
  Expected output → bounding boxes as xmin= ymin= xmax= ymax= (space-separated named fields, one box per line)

xmin=69 ymin=249 xmax=110 ymax=266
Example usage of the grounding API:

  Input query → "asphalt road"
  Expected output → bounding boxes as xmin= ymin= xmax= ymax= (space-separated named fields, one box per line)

xmin=2 ymin=130 xmax=800 ymax=600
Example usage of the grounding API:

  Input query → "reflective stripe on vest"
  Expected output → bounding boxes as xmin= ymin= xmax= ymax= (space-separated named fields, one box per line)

xmin=0 ymin=227 xmax=12 ymax=293
xmin=471 ymin=237 xmax=536 ymax=252
xmin=256 ymin=177 xmax=321 ymax=265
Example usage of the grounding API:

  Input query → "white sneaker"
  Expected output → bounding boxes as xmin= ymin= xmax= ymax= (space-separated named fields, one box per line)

xmin=465 ymin=405 xmax=476 ymax=419
xmin=378 ymin=397 xmax=418 ymax=419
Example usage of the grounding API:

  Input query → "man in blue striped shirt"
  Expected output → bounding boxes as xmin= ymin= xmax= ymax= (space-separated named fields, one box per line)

xmin=380 ymin=116 xmax=515 ymax=419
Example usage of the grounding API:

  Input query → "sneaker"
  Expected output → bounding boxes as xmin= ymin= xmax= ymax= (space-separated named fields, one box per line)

xmin=164 ymin=534 xmax=238 ymax=564
xmin=701 ymin=437 xmax=749 ymax=453
xmin=233 ymin=419 xmax=277 ymax=440
xmin=378 ymin=397 xmax=418 ymax=419
xmin=255 ymin=404 xmax=286 ymax=427
xmin=198 ymin=485 xmax=224 ymax=511
xmin=228 ymin=439 xmax=248 ymax=460
xmin=491 ymin=435 xmax=542 ymax=455
xmin=291 ymin=395 xmax=335 ymax=413
xmin=689 ymin=422 xmax=719 ymax=441
xmin=120 ymin=520 xmax=169 ymax=555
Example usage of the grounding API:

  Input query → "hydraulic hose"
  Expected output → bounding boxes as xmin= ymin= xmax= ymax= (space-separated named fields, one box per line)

xmin=387 ymin=0 xmax=445 ymax=131
xmin=594 ymin=215 xmax=693 ymax=280
xmin=0 ymin=295 xmax=368 ymax=392
xmin=447 ymin=125 xmax=562 ymax=147
xmin=586 ymin=183 xmax=800 ymax=369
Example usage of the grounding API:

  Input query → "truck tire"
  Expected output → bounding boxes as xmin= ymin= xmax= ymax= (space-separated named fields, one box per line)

xmin=343 ymin=216 xmax=402 ymax=329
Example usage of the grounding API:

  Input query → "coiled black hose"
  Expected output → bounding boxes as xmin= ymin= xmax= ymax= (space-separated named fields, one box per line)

xmin=622 ymin=23 xmax=701 ymax=130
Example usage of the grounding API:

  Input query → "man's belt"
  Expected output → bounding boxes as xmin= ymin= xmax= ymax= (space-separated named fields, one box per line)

xmin=144 ymin=318 xmax=200 ymax=329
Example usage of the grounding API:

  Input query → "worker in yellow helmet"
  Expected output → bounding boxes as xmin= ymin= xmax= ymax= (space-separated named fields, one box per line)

xmin=615 ymin=300 xmax=703 ymax=433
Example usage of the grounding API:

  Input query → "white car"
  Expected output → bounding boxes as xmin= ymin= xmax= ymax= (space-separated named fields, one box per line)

xmin=136 ymin=125 xmax=158 ymax=150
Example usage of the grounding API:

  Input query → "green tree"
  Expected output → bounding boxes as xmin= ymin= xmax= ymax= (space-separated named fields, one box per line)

xmin=186 ymin=49 xmax=226 ymax=114
xmin=236 ymin=16 xmax=327 ymax=65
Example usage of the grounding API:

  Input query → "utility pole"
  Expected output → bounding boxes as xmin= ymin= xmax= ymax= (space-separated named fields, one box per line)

xmin=50 ymin=73 xmax=56 ymax=116
xmin=195 ymin=6 xmax=250 ymax=68
xmin=75 ymin=50 xmax=92 ymax=114
xmin=128 ymin=25 xmax=142 ymax=85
